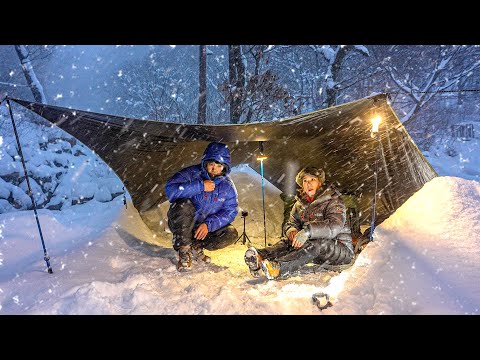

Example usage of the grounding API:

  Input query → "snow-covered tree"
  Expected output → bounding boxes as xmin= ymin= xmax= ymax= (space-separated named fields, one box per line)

xmin=309 ymin=45 xmax=370 ymax=108
xmin=197 ymin=45 xmax=208 ymax=124
xmin=14 ymin=45 xmax=49 ymax=104
xmin=375 ymin=45 xmax=480 ymax=127
xmin=108 ymin=46 xmax=198 ymax=123
xmin=0 ymin=45 xmax=54 ymax=104
xmin=226 ymin=45 xmax=246 ymax=124
xmin=219 ymin=45 xmax=297 ymax=123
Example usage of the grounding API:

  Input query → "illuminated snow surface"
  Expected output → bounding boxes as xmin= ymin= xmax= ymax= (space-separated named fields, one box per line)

xmin=0 ymin=168 xmax=479 ymax=314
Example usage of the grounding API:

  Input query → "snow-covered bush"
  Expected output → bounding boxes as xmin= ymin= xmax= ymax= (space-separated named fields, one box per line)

xmin=0 ymin=108 xmax=125 ymax=214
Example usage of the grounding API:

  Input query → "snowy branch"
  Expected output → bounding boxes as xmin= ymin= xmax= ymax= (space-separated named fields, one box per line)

xmin=14 ymin=45 xmax=47 ymax=104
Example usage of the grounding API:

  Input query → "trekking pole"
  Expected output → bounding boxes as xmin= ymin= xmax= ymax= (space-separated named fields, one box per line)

xmin=6 ymin=98 xmax=53 ymax=273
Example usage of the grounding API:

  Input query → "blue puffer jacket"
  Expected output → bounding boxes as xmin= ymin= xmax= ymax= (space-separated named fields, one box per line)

xmin=165 ymin=142 xmax=239 ymax=232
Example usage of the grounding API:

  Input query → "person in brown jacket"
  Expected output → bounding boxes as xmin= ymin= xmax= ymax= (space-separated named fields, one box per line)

xmin=244 ymin=166 xmax=353 ymax=280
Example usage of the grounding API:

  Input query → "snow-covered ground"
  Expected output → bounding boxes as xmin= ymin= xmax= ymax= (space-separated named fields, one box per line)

xmin=1 ymin=171 xmax=479 ymax=314
xmin=1 ymin=109 xmax=479 ymax=314
xmin=325 ymin=176 xmax=480 ymax=314
xmin=425 ymin=126 xmax=480 ymax=182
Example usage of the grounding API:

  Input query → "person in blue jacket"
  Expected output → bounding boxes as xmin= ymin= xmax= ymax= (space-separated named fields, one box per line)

xmin=166 ymin=142 xmax=239 ymax=271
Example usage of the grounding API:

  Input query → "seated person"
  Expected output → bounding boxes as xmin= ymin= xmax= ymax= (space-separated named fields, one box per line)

xmin=244 ymin=166 xmax=353 ymax=280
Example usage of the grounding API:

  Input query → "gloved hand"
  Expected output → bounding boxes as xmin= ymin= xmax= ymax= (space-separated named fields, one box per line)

xmin=287 ymin=230 xmax=298 ymax=242
xmin=292 ymin=229 xmax=310 ymax=248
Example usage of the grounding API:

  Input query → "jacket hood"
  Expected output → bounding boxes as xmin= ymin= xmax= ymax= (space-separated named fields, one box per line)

xmin=201 ymin=142 xmax=232 ymax=179
xmin=295 ymin=166 xmax=325 ymax=187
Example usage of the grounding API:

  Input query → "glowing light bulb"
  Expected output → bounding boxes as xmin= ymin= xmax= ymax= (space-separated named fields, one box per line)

xmin=371 ymin=115 xmax=381 ymax=133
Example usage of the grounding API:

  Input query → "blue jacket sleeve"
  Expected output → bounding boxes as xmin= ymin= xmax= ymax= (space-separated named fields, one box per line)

xmin=165 ymin=168 xmax=204 ymax=203
xmin=204 ymin=183 xmax=239 ymax=232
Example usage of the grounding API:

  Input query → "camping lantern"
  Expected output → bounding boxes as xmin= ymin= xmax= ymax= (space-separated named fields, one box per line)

xmin=371 ymin=115 xmax=381 ymax=134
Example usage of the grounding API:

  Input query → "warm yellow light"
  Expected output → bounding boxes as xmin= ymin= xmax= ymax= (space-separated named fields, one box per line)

xmin=257 ymin=155 xmax=268 ymax=161
xmin=371 ymin=115 xmax=381 ymax=133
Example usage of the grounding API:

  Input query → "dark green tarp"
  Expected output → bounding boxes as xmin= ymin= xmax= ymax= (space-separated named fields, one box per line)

xmin=11 ymin=94 xmax=437 ymax=230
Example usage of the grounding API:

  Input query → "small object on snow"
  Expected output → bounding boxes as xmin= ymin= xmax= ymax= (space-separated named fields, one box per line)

xmin=312 ymin=292 xmax=332 ymax=311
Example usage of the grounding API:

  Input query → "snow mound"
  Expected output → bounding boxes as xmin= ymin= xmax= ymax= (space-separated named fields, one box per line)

xmin=2 ymin=176 xmax=479 ymax=315
xmin=325 ymin=176 xmax=480 ymax=314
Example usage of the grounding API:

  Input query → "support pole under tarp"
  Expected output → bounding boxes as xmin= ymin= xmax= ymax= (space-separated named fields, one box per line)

xmin=6 ymin=98 xmax=53 ymax=274
xmin=260 ymin=158 xmax=267 ymax=247
xmin=369 ymin=131 xmax=381 ymax=242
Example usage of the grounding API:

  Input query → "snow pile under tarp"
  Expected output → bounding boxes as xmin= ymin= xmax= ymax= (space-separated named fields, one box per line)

xmin=0 ymin=175 xmax=479 ymax=314
xmin=322 ymin=176 xmax=480 ymax=314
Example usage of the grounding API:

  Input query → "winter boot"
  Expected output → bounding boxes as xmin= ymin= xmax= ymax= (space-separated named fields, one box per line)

xmin=177 ymin=245 xmax=192 ymax=272
xmin=244 ymin=247 xmax=263 ymax=278
xmin=260 ymin=259 xmax=281 ymax=280
xmin=191 ymin=243 xmax=211 ymax=263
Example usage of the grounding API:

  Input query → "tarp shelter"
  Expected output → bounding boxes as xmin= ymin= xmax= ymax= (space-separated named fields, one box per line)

xmin=10 ymin=94 xmax=437 ymax=235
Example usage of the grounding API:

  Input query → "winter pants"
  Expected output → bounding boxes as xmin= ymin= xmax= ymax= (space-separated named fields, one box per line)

xmin=258 ymin=237 xmax=353 ymax=278
xmin=167 ymin=198 xmax=238 ymax=251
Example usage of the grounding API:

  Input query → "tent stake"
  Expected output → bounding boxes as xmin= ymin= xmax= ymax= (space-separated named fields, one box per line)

xmin=6 ymin=99 xmax=53 ymax=274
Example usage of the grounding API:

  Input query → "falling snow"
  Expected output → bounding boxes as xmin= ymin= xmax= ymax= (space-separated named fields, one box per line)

xmin=0 ymin=169 xmax=479 ymax=314
xmin=1 ymin=45 xmax=480 ymax=314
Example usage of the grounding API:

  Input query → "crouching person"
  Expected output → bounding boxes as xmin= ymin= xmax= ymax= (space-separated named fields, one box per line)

xmin=166 ymin=142 xmax=239 ymax=272
xmin=244 ymin=166 xmax=353 ymax=280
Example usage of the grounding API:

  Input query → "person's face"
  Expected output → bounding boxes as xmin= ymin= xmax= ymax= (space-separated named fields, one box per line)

xmin=206 ymin=161 xmax=224 ymax=178
xmin=302 ymin=174 xmax=321 ymax=197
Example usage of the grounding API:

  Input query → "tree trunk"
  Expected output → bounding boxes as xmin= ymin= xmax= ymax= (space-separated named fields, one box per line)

xmin=228 ymin=45 xmax=245 ymax=124
xmin=402 ymin=103 xmax=422 ymax=128
xmin=245 ymin=46 xmax=265 ymax=123
xmin=197 ymin=45 xmax=207 ymax=124
xmin=14 ymin=45 xmax=47 ymax=104
xmin=457 ymin=58 xmax=468 ymax=121
xmin=324 ymin=46 xmax=351 ymax=108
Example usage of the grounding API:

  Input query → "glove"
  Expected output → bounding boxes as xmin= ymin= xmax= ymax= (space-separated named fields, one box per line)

xmin=293 ymin=229 xmax=310 ymax=247
xmin=287 ymin=230 xmax=298 ymax=241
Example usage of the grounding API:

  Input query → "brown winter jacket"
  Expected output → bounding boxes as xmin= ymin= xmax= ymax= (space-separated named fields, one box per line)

xmin=283 ymin=185 xmax=354 ymax=253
